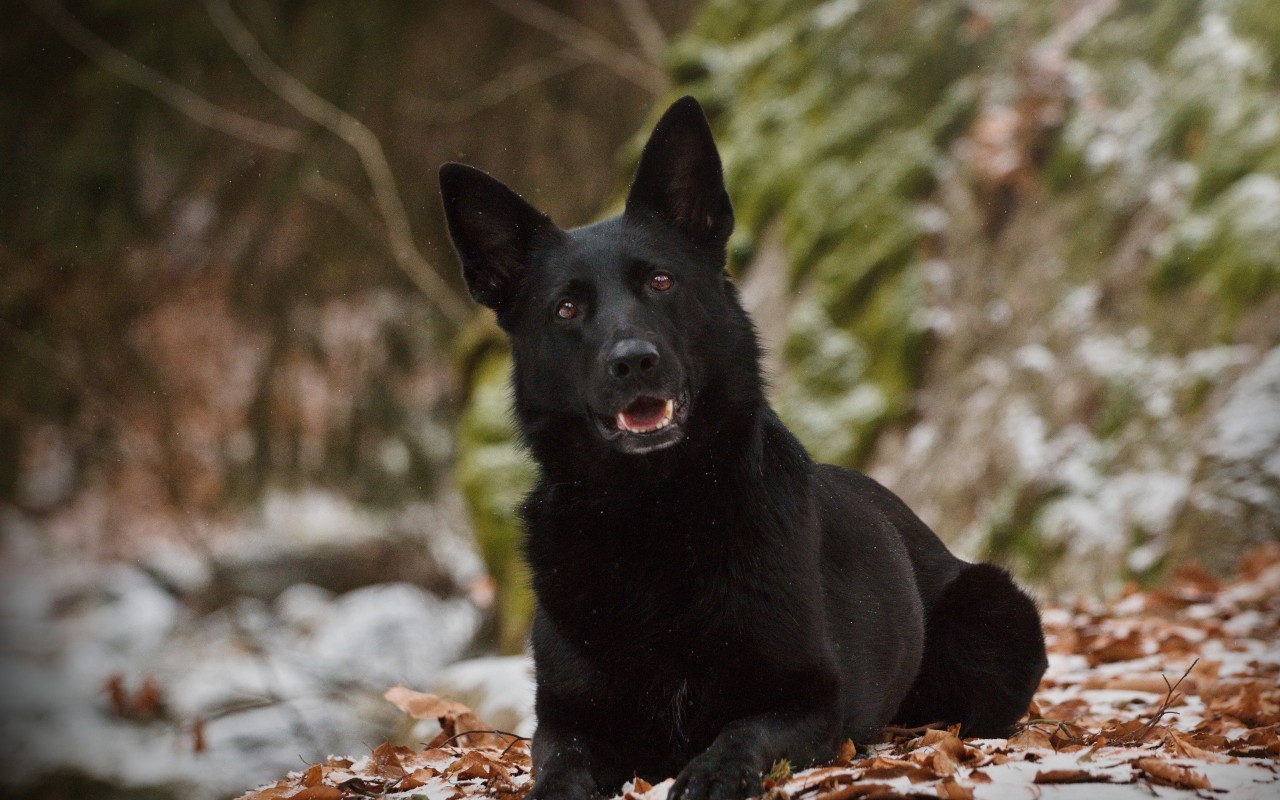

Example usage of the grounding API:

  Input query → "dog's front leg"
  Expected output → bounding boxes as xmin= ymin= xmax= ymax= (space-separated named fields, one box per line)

xmin=669 ymin=707 xmax=840 ymax=800
xmin=527 ymin=722 xmax=602 ymax=800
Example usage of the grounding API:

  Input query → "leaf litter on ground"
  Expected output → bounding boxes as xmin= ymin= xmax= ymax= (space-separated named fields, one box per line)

xmin=238 ymin=545 xmax=1280 ymax=799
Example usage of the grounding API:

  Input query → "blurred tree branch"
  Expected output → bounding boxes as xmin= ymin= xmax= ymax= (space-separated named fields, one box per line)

xmin=612 ymin=0 xmax=668 ymax=65
xmin=397 ymin=48 xmax=589 ymax=126
xmin=22 ymin=0 xmax=305 ymax=153
xmin=26 ymin=0 xmax=473 ymax=327
xmin=485 ymin=0 xmax=665 ymax=93
xmin=201 ymin=0 xmax=472 ymax=325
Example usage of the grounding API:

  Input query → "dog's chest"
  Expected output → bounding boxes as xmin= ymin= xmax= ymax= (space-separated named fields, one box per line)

xmin=529 ymin=495 xmax=752 ymax=655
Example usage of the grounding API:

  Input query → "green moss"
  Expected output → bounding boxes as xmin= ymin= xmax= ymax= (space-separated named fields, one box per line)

xmin=455 ymin=349 xmax=536 ymax=653
xmin=1229 ymin=0 xmax=1280 ymax=80
xmin=665 ymin=0 xmax=989 ymax=467
xmin=1095 ymin=379 xmax=1141 ymax=440
xmin=1154 ymin=173 xmax=1280 ymax=312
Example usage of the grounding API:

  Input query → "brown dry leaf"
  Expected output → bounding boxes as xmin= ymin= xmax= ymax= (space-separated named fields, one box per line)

xmin=302 ymin=764 xmax=323 ymax=787
xmin=920 ymin=728 xmax=967 ymax=761
xmin=1170 ymin=562 xmax=1221 ymax=596
xmin=1041 ymin=698 xmax=1091 ymax=720
xmin=1242 ymin=724 xmax=1279 ymax=754
xmin=1135 ymin=757 xmax=1212 ymax=790
xmin=1007 ymin=727 xmax=1053 ymax=749
xmin=384 ymin=686 xmax=511 ymax=747
xmin=1209 ymin=682 xmax=1268 ymax=726
xmin=935 ymin=776 xmax=974 ymax=800
xmin=369 ymin=741 xmax=409 ymax=779
xmin=1087 ymin=629 xmax=1146 ymax=665
xmin=968 ymin=769 xmax=992 ymax=783
xmin=445 ymin=749 xmax=515 ymax=784
xmin=133 ymin=677 xmax=164 ymax=716
xmin=1101 ymin=718 xmax=1160 ymax=744
xmin=1236 ymin=543 xmax=1280 ymax=579
xmin=931 ymin=748 xmax=958 ymax=776
xmin=384 ymin=686 xmax=475 ymax=721
xmin=1034 ymin=769 xmax=1112 ymax=784
xmin=1165 ymin=729 xmax=1236 ymax=763
xmin=192 ymin=718 xmax=206 ymax=754
xmin=859 ymin=755 xmax=931 ymax=782
xmin=399 ymin=767 xmax=439 ymax=790
xmin=290 ymin=788 xmax=343 ymax=800
xmin=834 ymin=738 xmax=859 ymax=764
xmin=814 ymin=783 xmax=897 ymax=800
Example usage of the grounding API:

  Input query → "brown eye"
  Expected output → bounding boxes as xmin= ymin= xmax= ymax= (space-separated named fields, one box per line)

xmin=556 ymin=299 xmax=578 ymax=320
xmin=650 ymin=272 xmax=673 ymax=291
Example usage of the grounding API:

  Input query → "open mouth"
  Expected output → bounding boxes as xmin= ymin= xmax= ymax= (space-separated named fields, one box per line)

xmin=616 ymin=396 xmax=675 ymax=433
xmin=596 ymin=390 xmax=689 ymax=452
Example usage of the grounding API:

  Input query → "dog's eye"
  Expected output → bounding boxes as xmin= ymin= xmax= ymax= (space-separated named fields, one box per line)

xmin=555 ymin=299 xmax=579 ymax=320
xmin=649 ymin=272 xmax=673 ymax=292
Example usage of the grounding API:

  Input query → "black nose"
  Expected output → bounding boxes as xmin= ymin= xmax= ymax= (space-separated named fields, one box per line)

xmin=609 ymin=338 xmax=660 ymax=380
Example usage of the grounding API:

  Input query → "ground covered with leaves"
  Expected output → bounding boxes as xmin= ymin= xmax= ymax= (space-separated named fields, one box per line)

xmin=239 ymin=548 xmax=1280 ymax=800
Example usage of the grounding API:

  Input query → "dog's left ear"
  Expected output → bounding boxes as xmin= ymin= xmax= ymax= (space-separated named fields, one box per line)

xmin=625 ymin=96 xmax=734 ymax=248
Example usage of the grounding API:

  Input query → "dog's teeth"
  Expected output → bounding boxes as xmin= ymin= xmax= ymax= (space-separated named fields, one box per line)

xmin=616 ymin=398 xmax=676 ymax=434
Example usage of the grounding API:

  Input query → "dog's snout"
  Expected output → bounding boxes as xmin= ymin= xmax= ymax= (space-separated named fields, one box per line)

xmin=609 ymin=339 xmax=660 ymax=380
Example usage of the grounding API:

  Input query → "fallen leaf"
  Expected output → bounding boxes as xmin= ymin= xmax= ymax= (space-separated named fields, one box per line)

xmin=302 ymin=764 xmax=323 ymax=787
xmin=1034 ymin=769 xmax=1111 ymax=783
xmin=290 ymin=788 xmax=343 ymax=800
xmin=814 ymin=783 xmax=897 ymax=800
xmin=1165 ymin=729 xmax=1236 ymax=763
xmin=384 ymin=686 xmax=474 ymax=721
xmin=369 ymin=742 xmax=408 ymax=779
xmin=1135 ymin=758 xmax=1212 ymax=790
xmin=1007 ymin=727 xmax=1053 ymax=749
xmin=935 ymin=776 xmax=974 ymax=799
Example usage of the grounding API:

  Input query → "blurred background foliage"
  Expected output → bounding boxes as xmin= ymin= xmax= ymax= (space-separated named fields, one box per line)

xmin=2 ymin=0 xmax=1279 ymax=795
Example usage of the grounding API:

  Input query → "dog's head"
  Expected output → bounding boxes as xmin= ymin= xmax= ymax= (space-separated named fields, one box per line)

xmin=440 ymin=97 xmax=759 ymax=468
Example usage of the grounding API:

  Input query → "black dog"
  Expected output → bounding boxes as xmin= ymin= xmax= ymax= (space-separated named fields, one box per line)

xmin=440 ymin=96 xmax=1046 ymax=800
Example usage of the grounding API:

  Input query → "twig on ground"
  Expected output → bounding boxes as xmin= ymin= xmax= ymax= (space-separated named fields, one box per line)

xmin=435 ymin=728 xmax=530 ymax=750
xmin=1115 ymin=659 xmax=1199 ymax=745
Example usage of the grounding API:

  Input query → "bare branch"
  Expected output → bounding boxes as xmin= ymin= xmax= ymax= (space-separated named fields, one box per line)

xmin=202 ymin=0 xmax=472 ymax=326
xmin=302 ymin=172 xmax=384 ymax=241
xmin=398 ymin=48 xmax=589 ymax=126
xmin=23 ymin=0 xmax=304 ymax=153
xmin=612 ymin=0 xmax=667 ymax=65
xmin=485 ymin=0 xmax=664 ymax=93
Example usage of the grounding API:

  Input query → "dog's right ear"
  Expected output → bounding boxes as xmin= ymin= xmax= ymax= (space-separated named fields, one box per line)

xmin=440 ymin=163 xmax=560 ymax=315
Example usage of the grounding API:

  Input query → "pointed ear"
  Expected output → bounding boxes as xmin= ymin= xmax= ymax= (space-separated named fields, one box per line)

xmin=440 ymin=163 xmax=560 ymax=314
xmin=625 ymin=96 xmax=734 ymax=248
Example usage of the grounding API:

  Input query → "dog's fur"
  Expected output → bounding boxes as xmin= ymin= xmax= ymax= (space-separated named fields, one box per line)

xmin=440 ymin=96 xmax=1047 ymax=800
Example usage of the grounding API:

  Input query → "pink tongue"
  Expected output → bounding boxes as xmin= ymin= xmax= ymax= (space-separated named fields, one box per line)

xmin=621 ymin=397 xmax=667 ymax=430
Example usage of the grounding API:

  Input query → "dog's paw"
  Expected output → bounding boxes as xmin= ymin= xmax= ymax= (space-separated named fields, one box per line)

xmin=668 ymin=750 xmax=762 ymax=800
xmin=525 ymin=772 xmax=601 ymax=800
